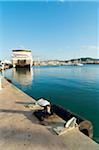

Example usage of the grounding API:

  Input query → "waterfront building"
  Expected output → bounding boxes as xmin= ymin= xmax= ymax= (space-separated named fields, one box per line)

xmin=12 ymin=49 xmax=33 ymax=68
xmin=47 ymin=60 xmax=60 ymax=65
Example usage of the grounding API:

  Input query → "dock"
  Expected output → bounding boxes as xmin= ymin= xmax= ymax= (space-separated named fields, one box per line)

xmin=0 ymin=77 xmax=99 ymax=150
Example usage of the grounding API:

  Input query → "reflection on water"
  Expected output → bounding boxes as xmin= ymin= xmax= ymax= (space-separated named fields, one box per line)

xmin=12 ymin=67 xmax=33 ymax=86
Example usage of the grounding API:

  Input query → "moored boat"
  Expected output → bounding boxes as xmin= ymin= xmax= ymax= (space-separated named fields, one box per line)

xmin=76 ymin=63 xmax=83 ymax=66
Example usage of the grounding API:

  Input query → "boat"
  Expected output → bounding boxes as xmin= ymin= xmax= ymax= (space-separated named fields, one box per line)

xmin=76 ymin=63 xmax=83 ymax=66
xmin=73 ymin=63 xmax=83 ymax=66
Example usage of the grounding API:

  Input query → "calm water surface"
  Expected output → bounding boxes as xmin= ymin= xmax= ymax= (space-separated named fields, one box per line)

xmin=3 ymin=65 xmax=99 ymax=143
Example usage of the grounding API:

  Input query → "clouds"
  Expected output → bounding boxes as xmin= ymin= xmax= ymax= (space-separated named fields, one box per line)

xmin=81 ymin=45 xmax=99 ymax=50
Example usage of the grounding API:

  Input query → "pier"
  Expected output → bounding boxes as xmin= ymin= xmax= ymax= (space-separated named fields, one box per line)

xmin=0 ymin=77 xmax=98 ymax=150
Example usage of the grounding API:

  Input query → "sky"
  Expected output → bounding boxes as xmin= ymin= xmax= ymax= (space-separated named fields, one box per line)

xmin=0 ymin=0 xmax=99 ymax=60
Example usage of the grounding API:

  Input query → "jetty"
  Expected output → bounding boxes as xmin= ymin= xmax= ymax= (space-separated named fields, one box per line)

xmin=0 ymin=77 xmax=98 ymax=150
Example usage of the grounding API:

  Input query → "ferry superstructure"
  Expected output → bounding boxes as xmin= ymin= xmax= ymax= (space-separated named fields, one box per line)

xmin=12 ymin=49 xmax=33 ymax=68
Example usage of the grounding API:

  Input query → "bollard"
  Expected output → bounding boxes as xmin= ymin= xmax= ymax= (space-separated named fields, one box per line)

xmin=51 ymin=104 xmax=93 ymax=138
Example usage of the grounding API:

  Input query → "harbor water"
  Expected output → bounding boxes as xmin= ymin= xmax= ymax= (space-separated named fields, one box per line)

xmin=2 ymin=65 xmax=99 ymax=143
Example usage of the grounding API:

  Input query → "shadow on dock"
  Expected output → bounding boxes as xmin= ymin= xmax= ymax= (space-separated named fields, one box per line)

xmin=0 ymin=108 xmax=39 ymax=125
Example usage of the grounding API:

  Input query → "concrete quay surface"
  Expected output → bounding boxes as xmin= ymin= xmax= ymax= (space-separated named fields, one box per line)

xmin=0 ymin=77 xmax=99 ymax=150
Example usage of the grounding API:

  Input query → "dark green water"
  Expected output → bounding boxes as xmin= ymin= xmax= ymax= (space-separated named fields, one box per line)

xmin=3 ymin=65 xmax=99 ymax=143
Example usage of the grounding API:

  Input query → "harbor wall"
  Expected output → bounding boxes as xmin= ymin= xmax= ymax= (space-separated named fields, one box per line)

xmin=0 ymin=77 xmax=98 ymax=150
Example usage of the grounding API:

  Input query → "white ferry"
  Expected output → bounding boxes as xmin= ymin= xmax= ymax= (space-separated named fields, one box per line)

xmin=12 ymin=49 xmax=33 ymax=68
